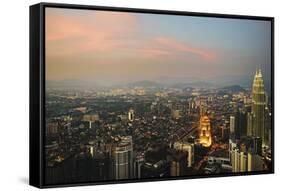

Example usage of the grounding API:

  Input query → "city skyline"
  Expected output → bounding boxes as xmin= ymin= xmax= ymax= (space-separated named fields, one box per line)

xmin=46 ymin=8 xmax=271 ymax=86
xmin=44 ymin=7 xmax=272 ymax=185
xmin=45 ymin=67 xmax=272 ymax=184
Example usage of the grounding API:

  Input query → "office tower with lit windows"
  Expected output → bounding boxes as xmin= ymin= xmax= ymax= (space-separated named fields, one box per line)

xmin=252 ymin=69 xmax=266 ymax=142
xmin=112 ymin=136 xmax=134 ymax=180
xmin=170 ymin=151 xmax=187 ymax=176
xmin=230 ymin=147 xmax=263 ymax=172
xmin=128 ymin=109 xmax=135 ymax=122
xmin=134 ymin=155 xmax=144 ymax=179
xmin=247 ymin=152 xmax=264 ymax=171
xmin=231 ymin=148 xmax=247 ymax=172
xmin=247 ymin=112 xmax=254 ymax=136
xmin=230 ymin=116 xmax=235 ymax=140
xmin=173 ymin=141 xmax=194 ymax=167
xmin=248 ymin=69 xmax=270 ymax=146
xmin=199 ymin=116 xmax=212 ymax=147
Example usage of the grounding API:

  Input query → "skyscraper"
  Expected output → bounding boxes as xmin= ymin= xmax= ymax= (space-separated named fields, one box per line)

xmin=237 ymin=109 xmax=247 ymax=137
xmin=230 ymin=147 xmax=263 ymax=172
xmin=112 ymin=136 xmax=134 ymax=180
xmin=199 ymin=116 xmax=212 ymax=147
xmin=230 ymin=147 xmax=247 ymax=172
xmin=134 ymin=155 xmax=144 ymax=179
xmin=128 ymin=109 xmax=135 ymax=122
xmin=264 ymin=106 xmax=272 ymax=147
xmin=247 ymin=152 xmax=263 ymax=172
xmin=247 ymin=112 xmax=253 ymax=136
xmin=173 ymin=141 xmax=194 ymax=167
xmin=170 ymin=152 xmax=187 ymax=176
xmin=248 ymin=69 xmax=267 ymax=145
xmin=230 ymin=116 xmax=235 ymax=139
xmin=230 ymin=107 xmax=247 ymax=141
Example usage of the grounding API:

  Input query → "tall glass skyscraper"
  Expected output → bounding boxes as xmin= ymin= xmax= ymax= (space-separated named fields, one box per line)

xmin=112 ymin=136 xmax=134 ymax=180
xmin=248 ymin=69 xmax=267 ymax=145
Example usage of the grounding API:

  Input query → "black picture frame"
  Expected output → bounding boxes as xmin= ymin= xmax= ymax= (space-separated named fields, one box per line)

xmin=30 ymin=2 xmax=274 ymax=188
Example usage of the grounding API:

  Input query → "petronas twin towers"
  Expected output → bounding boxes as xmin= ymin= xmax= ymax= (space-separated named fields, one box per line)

xmin=247 ymin=68 xmax=271 ymax=147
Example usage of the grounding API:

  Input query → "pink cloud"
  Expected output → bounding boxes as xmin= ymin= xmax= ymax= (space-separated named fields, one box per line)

xmin=154 ymin=37 xmax=217 ymax=61
xmin=137 ymin=48 xmax=171 ymax=58
xmin=46 ymin=9 xmax=138 ymax=57
xmin=133 ymin=37 xmax=217 ymax=62
xmin=46 ymin=8 xmax=217 ymax=63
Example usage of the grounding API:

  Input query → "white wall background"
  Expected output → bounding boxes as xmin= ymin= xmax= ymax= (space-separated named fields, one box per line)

xmin=0 ymin=0 xmax=279 ymax=190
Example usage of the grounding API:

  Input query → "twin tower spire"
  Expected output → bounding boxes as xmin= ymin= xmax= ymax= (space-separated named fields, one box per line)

xmin=249 ymin=67 xmax=268 ymax=146
xmin=255 ymin=67 xmax=263 ymax=78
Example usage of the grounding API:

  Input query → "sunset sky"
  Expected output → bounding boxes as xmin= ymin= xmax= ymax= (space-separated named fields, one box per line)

xmin=46 ymin=8 xmax=271 ymax=86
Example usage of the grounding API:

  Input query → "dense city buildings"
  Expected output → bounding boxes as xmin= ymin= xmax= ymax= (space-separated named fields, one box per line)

xmin=45 ymin=68 xmax=272 ymax=184
xmin=40 ymin=6 xmax=273 ymax=185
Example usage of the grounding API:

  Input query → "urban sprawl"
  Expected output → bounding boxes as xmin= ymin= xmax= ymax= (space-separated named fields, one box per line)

xmin=45 ymin=69 xmax=272 ymax=184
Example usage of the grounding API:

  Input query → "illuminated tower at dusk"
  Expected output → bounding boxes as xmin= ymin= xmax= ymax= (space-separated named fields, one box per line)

xmin=248 ymin=69 xmax=267 ymax=145
xmin=199 ymin=116 xmax=212 ymax=147
xmin=112 ymin=136 xmax=134 ymax=180
xmin=128 ymin=109 xmax=135 ymax=122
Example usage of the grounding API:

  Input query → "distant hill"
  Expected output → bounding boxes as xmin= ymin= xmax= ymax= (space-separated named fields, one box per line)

xmin=127 ymin=80 xmax=215 ymax=89
xmin=46 ymin=79 xmax=99 ymax=89
xmin=182 ymin=86 xmax=195 ymax=92
xmin=218 ymin=85 xmax=246 ymax=93
xmin=127 ymin=80 xmax=163 ymax=88
xmin=171 ymin=81 xmax=214 ymax=89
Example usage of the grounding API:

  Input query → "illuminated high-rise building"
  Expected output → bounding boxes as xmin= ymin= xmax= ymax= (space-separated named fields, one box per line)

xmin=247 ymin=112 xmax=253 ymax=136
xmin=174 ymin=141 xmax=194 ymax=167
xmin=248 ymin=69 xmax=269 ymax=145
xmin=170 ymin=152 xmax=187 ymax=176
xmin=230 ymin=146 xmax=263 ymax=172
xmin=112 ymin=136 xmax=134 ymax=180
xmin=134 ymin=155 xmax=144 ymax=179
xmin=230 ymin=148 xmax=248 ymax=172
xmin=230 ymin=116 xmax=235 ymax=139
xmin=247 ymin=153 xmax=263 ymax=171
xmin=128 ymin=109 xmax=134 ymax=122
xmin=199 ymin=116 xmax=212 ymax=147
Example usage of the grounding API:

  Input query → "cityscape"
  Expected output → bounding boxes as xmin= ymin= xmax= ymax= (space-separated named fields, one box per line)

xmin=45 ymin=69 xmax=272 ymax=184
xmin=45 ymin=8 xmax=272 ymax=184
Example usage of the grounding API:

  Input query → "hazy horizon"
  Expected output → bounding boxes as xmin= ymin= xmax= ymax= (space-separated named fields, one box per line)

xmin=46 ymin=8 xmax=272 ymax=87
